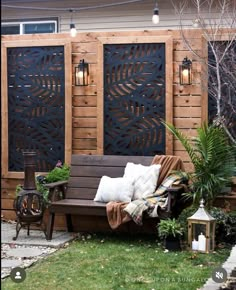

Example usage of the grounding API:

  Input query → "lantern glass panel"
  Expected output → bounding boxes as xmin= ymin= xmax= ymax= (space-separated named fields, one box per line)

xmin=180 ymin=65 xmax=192 ymax=85
xmin=179 ymin=57 xmax=192 ymax=85
xmin=209 ymin=222 xmax=215 ymax=250
xmin=75 ymin=60 xmax=89 ymax=86
xmin=192 ymin=223 xmax=206 ymax=240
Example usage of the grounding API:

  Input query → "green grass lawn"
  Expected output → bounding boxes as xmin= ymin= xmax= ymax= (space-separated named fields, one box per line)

xmin=2 ymin=233 xmax=231 ymax=290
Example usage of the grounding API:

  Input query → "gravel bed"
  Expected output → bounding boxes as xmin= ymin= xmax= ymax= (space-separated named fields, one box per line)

xmin=1 ymin=244 xmax=58 ymax=279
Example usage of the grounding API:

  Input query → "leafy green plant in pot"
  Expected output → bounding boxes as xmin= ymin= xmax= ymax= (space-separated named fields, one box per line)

xmin=163 ymin=122 xmax=235 ymax=208
xmin=158 ymin=218 xmax=184 ymax=251
xmin=16 ymin=161 xmax=70 ymax=206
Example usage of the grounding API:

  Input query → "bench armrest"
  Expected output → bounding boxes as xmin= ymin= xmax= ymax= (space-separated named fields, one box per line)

xmin=44 ymin=180 xmax=68 ymax=202
xmin=166 ymin=185 xmax=185 ymax=213
xmin=167 ymin=185 xmax=184 ymax=193
xmin=44 ymin=180 xmax=68 ymax=188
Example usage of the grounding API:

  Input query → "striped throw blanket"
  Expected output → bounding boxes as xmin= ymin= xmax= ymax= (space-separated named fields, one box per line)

xmin=123 ymin=172 xmax=187 ymax=225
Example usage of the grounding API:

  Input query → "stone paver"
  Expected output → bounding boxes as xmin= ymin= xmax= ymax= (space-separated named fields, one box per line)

xmin=7 ymin=247 xmax=44 ymax=258
xmin=2 ymin=259 xmax=22 ymax=268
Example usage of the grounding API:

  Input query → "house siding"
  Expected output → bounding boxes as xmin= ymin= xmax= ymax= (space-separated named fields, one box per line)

xmin=1 ymin=0 xmax=227 ymax=32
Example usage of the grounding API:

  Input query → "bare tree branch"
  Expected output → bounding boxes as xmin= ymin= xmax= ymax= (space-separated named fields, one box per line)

xmin=173 ymin=0 xmax=236 ymax=144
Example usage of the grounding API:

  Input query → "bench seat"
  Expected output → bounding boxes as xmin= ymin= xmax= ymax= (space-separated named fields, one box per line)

xmin=49 ymin=199 xmax=107 ymax=216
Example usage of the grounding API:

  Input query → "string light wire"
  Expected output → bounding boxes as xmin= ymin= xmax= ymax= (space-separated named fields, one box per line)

xmin=2 ymin=0 xmax=145 ymax=11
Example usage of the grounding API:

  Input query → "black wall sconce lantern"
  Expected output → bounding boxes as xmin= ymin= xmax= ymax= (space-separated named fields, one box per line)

xmin=179 ymin=57 xmax=192 ymax=85
xmin=75 ymin=59 xmax=89 ymax=86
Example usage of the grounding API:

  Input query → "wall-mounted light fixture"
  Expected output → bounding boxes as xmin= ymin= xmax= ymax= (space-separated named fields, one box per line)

xmin=152 ymin=1 xmax=159 ymax=24
xmin=75 ymin=59 xmax=89 ymax=86
xmin=179 ymin=57 xmax=192 ymax=85
xmin=69 ymin=9 xmax=77 ymax=37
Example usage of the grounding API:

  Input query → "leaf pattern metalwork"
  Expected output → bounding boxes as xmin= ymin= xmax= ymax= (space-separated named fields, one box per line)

xmin=7 ymin=46 xmax=65 ymax=172
xmin=104 ymin=43 xmax=166 ymax=156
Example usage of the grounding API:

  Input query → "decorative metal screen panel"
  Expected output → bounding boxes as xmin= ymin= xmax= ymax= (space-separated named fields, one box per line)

xmin=104 ymin=43 xmax=166 ymax=156
xmin=7 ymin=46 xmax=65 ymax=172
xmin=208 ymin=41 xmax=236 ymax=141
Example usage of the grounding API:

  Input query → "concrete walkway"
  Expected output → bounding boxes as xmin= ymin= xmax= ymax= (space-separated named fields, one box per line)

xmin=200 ymin=245 xmax=236 ymax=290
xmin=1 ymin=221 xmax=76 ymax=279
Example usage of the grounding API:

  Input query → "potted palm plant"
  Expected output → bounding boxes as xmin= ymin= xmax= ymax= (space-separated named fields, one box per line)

xmin=158 ymin=218 xmax=184 ymax=251
xmin=164 ymin=122 xmax=235 ymax=208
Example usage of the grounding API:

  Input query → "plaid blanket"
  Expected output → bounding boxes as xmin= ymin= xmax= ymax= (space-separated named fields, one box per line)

xmin=123 ymin=172 xmax=187 ymax=225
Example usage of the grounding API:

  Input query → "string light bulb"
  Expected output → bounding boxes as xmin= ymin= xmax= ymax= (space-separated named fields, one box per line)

xmin=69 ymin=9 xmax=77 ymax=37
xmin=70 ymin=23 xmax=77 ymax=37
xmin=192 ymin=18 xmax=200 ymax=28
xmin=152 ymin=2 xmax=159 ymax=24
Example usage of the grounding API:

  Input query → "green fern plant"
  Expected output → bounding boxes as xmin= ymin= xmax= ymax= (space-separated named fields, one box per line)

xmin=158 ymin=218 xmax=184 ymax=240
xmin=164 ymin=122 xmax=235 ymax=207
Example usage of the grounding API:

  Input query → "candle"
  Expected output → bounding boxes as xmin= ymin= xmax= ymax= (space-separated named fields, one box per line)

xmin=192 ymin=239 xmax=199 ymax=251
xmin=198 ymin=233 xmax=206 ymax=252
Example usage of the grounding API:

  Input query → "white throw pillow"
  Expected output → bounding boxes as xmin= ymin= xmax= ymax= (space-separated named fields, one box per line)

xmin=94 ymin=176 xmax=134 ymax=203
xmin=123 ymin=162 xmax=161 ymax=200
xmin=123 ymin=162 xmax=150 ymax=180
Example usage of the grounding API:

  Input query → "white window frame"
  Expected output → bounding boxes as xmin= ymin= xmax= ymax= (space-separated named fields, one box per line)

xmin=2 ymin=20 xmax=58 ymax=35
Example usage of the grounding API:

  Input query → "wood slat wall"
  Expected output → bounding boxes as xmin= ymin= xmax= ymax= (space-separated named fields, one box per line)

xmin=1 ymin=28 xmax=235 ymax=225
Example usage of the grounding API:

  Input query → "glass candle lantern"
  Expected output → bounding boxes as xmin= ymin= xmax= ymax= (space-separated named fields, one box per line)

xmin=187 ymin=199 xmax=216 ymax=253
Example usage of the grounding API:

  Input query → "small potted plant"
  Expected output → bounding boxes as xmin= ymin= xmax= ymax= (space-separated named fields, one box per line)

xmin=158 ymin=218 xmax=184 ymax=251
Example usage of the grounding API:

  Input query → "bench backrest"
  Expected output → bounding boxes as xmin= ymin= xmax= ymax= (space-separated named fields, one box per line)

xmin=66 ymin=155 xmax=153 ymax=200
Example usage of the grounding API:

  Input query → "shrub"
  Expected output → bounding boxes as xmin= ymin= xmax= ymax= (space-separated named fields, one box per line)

xmin=44 ymin=163 xmax=70 ymax=183
xmin=177 ymin=206 xmax=197 ymax=240
xmin=16 ymin=161 xmax=70 ymax=205
xmin=210 ymin=207 xmax=236 ymax=245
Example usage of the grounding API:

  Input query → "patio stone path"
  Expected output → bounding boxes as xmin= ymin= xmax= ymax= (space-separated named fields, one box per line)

xmin=1 ymin=220 xmax=76 ymax=279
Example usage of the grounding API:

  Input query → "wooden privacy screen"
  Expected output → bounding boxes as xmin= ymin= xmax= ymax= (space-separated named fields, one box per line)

xmin=97 ymin=36 xmax=173 ymax=156
xmin=103 ymin=43 xmax=166 ymax=156
xmin=1 ymin=40 xmax=72 ymax=178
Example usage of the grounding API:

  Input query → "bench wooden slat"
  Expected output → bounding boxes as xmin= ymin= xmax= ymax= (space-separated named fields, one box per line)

xmin=50 ymin=200 xmax=106 ymax=216
xmin=68 ymin=177 xmax=101 ymax=188
xmin=70 ymin=166 xmax=125 ymax=178
xmin=50 ymin=199 xmax=106 ymax=208
xmin=71 ymin=154 xmax=153 ymax=167
xmin=66 ymin=188 xmax=97 ymax=199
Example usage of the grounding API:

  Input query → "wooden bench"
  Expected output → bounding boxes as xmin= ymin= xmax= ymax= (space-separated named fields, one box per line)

xmin=46 ymin=154 xmax=185 ymax=240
